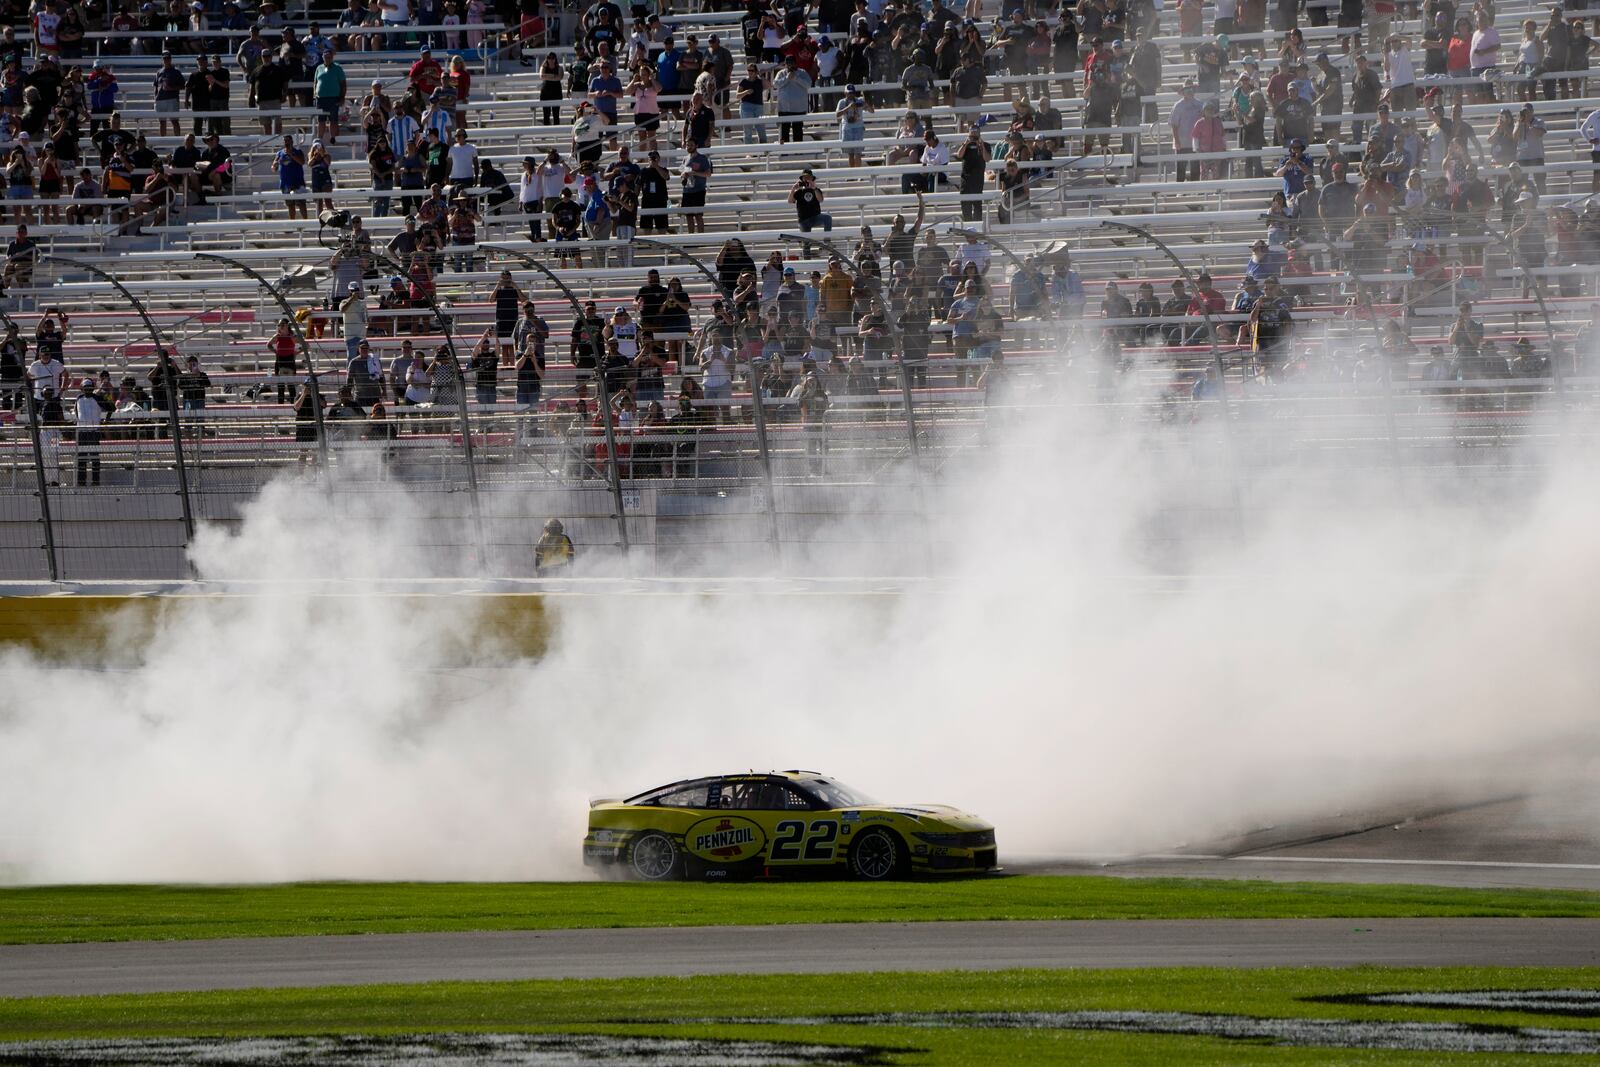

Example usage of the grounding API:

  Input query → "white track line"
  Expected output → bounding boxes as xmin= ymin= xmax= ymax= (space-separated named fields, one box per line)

xmin=1131 ymin=853 xmax=1600 ymax=871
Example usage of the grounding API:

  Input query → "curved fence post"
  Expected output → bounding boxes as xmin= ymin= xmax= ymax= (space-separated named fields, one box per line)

xmin=41 ymin=254 xmax=195 ymax=545
xmin=369 ymin=249 xmax=488 ymax=572
xmin=479 ymin=243 xmax=632 ymax=560
xmin=193 ymin=251 xmax=330 ymax=468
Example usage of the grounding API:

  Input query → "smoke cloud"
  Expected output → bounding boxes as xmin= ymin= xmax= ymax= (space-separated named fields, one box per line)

xmin=1 ymin=376 xmax=1597 ymax=883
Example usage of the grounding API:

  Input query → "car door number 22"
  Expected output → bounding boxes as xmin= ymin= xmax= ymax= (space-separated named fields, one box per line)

xmin=768 ymin=819 xmax=838 ymax=862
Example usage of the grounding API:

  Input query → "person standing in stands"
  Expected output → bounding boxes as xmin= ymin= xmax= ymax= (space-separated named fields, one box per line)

xmin=267 ymin=317 xmax=299 ymax=403
xmin=152 ymin=51 xmax=184 ymax=138
xmin=74 ymin=377 xmax=101 ymax=486
xmin=679 ymin=137 xmax=710 ymax=234
xmin=314 ymin=48 xmax=348 ymax=146
xmin=340 ymin=282 xmax=368 ymax=362
xmin=1168 ymin=82 xmax=1205 ymax=181
xmin=272 ymin=133 xmax=307 ymax=220
xmin=773 ymin=52 xmax=812 ymax=143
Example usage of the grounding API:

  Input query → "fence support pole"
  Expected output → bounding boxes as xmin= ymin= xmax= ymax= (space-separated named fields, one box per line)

xmin=478 ymin=244 xmax=631 ymax=559
xmin=192 ymin=251 xmax=329 ymax=467
xmin=748 ymin=361 xmax=782 ymax=567
xmin=369 ymin=250 xmax=487 ymax=571
xmin=22 ymin=385 xmax=59 ymax=582
xmin=41 ymin=254 xmax=196 ymax=543
xmin=897 ymin=360 xmax=935 ymax=574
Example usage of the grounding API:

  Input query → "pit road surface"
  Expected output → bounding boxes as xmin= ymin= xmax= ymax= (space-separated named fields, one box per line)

xmin=4 ymin=919 xmax=1600 ymax=997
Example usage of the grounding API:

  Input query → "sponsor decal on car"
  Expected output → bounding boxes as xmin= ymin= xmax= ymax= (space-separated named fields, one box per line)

xmin=840 ymin=811 xmax=861 ymax=822
xmin=683 ymin=815 xmax=767 ymax=862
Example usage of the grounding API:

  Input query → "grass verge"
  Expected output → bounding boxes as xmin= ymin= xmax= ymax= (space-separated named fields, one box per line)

xmin=2 ymin=876 xmax=1600 ymax=945
xmin=1 ymin=967 xmax=1598 ymax=1064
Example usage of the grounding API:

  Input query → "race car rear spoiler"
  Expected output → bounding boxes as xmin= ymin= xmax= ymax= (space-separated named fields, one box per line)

xmin=589 ymin=796 xmax=623 ymax=808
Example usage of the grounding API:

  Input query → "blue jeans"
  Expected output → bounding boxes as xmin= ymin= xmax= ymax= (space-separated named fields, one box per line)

xmin=345 ymin=336 xmax=364 ymax=362
xmin=476 ymin=383 xmax=497 ymax=404
xmin=798 ymin=213 xmax=832 ymax=232
xmin=740 ymin=101 xmax=767 ymax=143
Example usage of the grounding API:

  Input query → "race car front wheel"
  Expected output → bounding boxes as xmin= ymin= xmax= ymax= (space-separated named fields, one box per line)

xmin=848 ymin=828 xmax=904 ymax=881
xmin=628 ymin=831 xmax=682 ymax=881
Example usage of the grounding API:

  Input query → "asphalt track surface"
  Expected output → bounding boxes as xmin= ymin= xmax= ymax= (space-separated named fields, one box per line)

xmin=1017 ymin=793 xmax=1600 ymax=891
xmin=4 ymin=918 xmax=1600 ymax=998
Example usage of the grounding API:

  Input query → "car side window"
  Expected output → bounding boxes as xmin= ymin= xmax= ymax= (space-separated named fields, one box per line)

xmin=647 ymin=781 xmax=713 ymax=808
xmin=751 ymin=781 xmax=816 ymax=810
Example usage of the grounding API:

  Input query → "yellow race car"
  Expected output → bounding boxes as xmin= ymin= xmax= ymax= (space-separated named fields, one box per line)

xmin=583 ymin=770 xmax=997 ymax=881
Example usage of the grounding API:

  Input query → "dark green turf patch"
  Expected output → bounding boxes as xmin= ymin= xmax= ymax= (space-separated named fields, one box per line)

xmin=5 ymin=877 xmax=1600 ymax=945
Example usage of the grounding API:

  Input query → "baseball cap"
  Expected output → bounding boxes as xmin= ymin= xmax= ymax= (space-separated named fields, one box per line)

xmin=348 ymin=282 xmax=361 ymax=291
xmin=80 ymin=378 xmax=94 ymax=389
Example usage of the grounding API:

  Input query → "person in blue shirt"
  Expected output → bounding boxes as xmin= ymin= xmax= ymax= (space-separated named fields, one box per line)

xmin=1242 ymin=239 xmax=1281 ymax=281
xmin=1231 ymin=275 xmax=1262 ymax=343
xmin=1274 ymin=137 xmax=1312 ymax=198
xmin=680 ymin=138 xmax=711 ymax=233
xmin=272 ymin=134 xmax=307 ymax=220
xmin=86 ymin=63 xmax=118 ymax=133
xmin=656 ymin=37 xmax=682 ymax=109
xmin=587 ymin=59 xmax=623 ymax=138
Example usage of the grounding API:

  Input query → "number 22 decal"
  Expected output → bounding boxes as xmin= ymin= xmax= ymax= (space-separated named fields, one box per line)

xmin=769 ymin=819 xmax=839 ymax=862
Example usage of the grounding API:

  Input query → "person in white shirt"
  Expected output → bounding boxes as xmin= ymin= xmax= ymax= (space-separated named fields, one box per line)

xmin=1470 ymin=11 xmax=1501 ymax=105
xmin=1168 ymin=82 xmax=1205 ymax=180
xmin=919 ymin=129 xmax=949 ymax=193
xmin=1580 ymin=106 xmax=1600 ymax=193
xmin=28 ymin=353 xmax=63 ymax=399
xmin=956 ymin=231 xmax=990 ymax=275
xmin=446 ymin=129 xmax=478 ymax=184
xmin=1384 ymin=34 xmax=1415 ymax=113
xmin=533 ymin=148 xmax=570 ymax=241
xmin=340 ymin=282 xmax=368 ymax=360
xmin=73 ymin=380 xmax=102 ymax=487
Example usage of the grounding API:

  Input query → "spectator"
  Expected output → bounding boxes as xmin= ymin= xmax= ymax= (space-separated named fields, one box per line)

xmin=340 ymin=282 xmax=368 ymax=362
xmin=153 ymin=51 xmax=184 ymax=137
xmin=179 ymin=356 xmax=210 ymax=414
xmin=267 ymin=318 xmax=299 ymax=403
xmin=272 ymin=134 xmax=307 ymax=220
xmin=1192 ymin=98 xmax=1228 ymax=179
xmin=736 ymin=62 xmax=767 ymax=144
xmin=773 ymin=54 xmax=812 ymax=143
xmin=73 ymin=377 xmax=101 ymax=486
xmin=314 ymin=49 xmax=348 ymax=145
xmin=1169 ymin=82 xmax=1204 ymax=181
xmin=789 ymin=167 xmax=831 ymax=232
xmin=679 ymin=138 xmax=711 ymax=234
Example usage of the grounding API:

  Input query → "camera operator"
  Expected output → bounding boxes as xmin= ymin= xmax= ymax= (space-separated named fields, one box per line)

xmin=326 ymin=212 xmax=373 ymax=304
xmin=788 ymin=168 xmax=831 ymax=232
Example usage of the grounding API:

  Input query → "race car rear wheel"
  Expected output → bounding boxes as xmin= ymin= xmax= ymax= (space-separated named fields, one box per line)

xmin=628 ymin=831 xmax=682 ymax=881
xmin=848 ymin=827 xmax=904 ymax=881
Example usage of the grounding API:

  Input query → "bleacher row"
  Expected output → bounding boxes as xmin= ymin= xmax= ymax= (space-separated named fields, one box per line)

xmin=5 ymin=0 xmax=1600 ymax=490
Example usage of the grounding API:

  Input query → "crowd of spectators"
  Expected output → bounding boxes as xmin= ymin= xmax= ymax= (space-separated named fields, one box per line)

xmin=2 ymin=0 xmax=1597 ymax=488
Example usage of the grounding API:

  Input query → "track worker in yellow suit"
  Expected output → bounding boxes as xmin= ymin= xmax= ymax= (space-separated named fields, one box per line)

xmin=534 ymin=518 xmax=575 ymax=575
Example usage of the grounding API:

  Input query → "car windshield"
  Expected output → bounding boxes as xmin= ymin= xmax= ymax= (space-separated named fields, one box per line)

xmin=806 ymin=779 xmax=878 ymax=809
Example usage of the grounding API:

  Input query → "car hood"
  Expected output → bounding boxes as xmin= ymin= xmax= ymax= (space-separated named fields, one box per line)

xmin=862 ymin=805 xmax=993 ymax=831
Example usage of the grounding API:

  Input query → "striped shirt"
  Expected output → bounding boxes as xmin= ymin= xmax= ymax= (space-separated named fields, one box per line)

xmin=421 ymin=107 xmax=454 ymax=143
xmin=386 ymin=114 xmax=419 ymax=157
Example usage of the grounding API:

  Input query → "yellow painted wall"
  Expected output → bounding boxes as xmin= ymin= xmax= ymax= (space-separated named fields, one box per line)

xmin=0 ymin=594 xmax=554 ymax=662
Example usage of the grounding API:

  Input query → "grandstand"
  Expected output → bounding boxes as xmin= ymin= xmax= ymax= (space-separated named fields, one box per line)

xmin=1 ymin=0 xmax=1597 ymax=580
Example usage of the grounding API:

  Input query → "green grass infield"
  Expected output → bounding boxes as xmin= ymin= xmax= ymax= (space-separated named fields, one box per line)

xmin=3 ymin=875 xmax=1600 ymax=945
xmin=1 ymin=967 xmax=1598 ymax=1065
